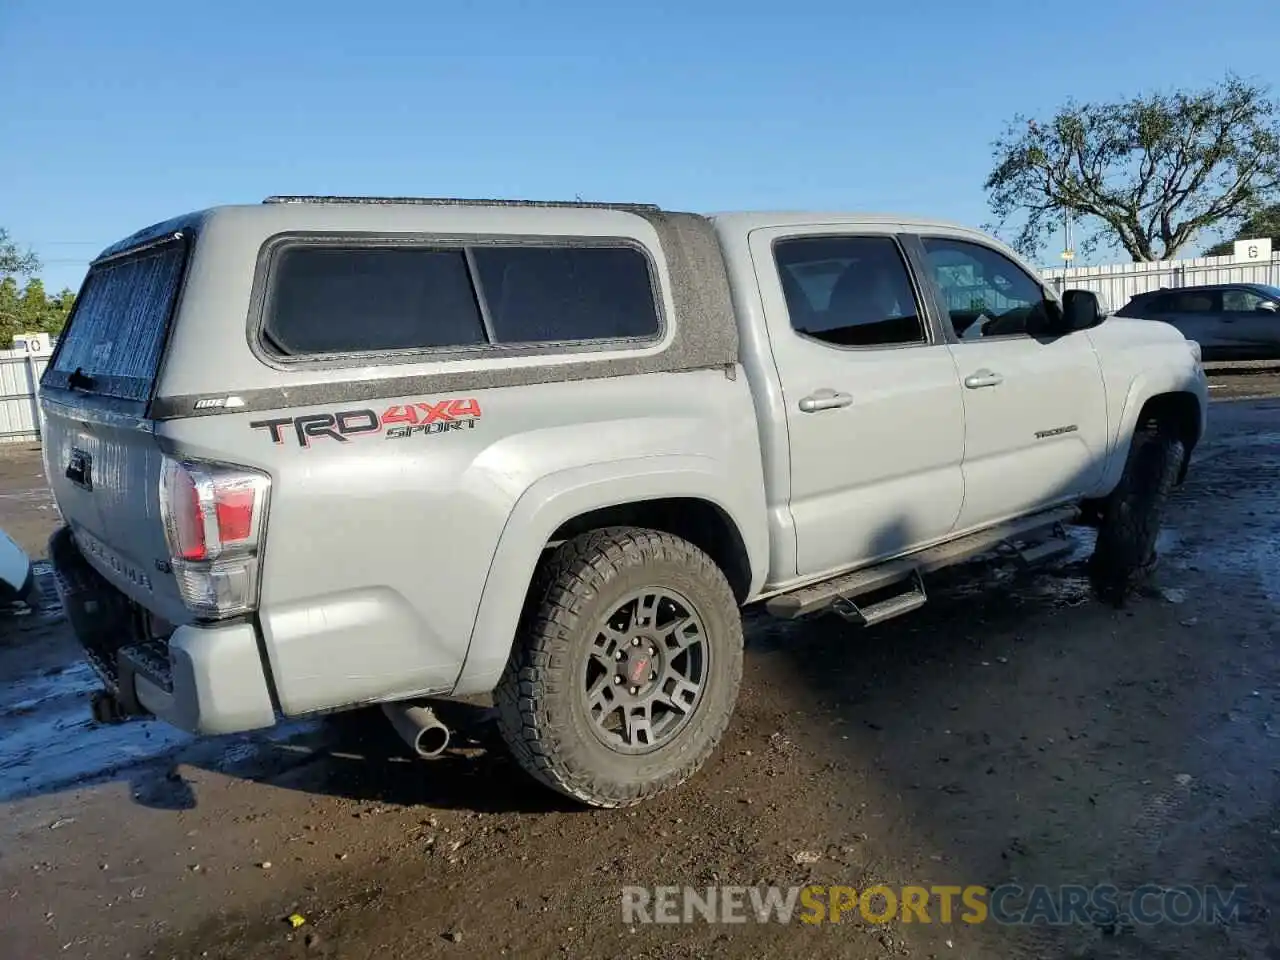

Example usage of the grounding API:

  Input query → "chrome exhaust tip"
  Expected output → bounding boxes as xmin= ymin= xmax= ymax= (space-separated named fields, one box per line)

xmin=381 ymin=702 xmax=451 ymax=759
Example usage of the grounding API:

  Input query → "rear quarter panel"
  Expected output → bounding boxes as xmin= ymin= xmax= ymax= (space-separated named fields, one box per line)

xmin=163 ymin=372 xmax=766 ymax=715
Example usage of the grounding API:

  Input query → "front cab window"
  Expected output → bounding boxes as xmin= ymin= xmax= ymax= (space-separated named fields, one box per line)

xmin=1223 ymin=288 xmax=1278 ymax=313
xmin=921 ymin=237 xmax=1060 ymax=339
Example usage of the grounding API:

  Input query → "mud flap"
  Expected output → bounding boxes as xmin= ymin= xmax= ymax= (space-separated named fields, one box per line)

xmin=112 ymin=653 xmax=151 ymax=717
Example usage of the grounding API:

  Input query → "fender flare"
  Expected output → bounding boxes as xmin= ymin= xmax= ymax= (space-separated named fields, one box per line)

xmin=1096 ymin=370 xmax=1203 ymax=496
xmin=450 ymin=454 xmax=766 ymax=695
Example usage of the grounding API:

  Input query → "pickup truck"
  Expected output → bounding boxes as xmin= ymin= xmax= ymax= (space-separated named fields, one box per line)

xmin=40 ymin=197 xmax=1208 ymax=807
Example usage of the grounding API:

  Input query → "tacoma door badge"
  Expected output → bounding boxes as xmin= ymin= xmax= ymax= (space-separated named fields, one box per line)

xmin=1034 ymin=424 xmax=1079 ymax=440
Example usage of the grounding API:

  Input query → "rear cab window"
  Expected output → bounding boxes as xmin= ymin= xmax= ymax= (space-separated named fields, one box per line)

xmin=258 ymin=239 xmax=663 ymax=359
xmin=773 ymin=235 xmax=927 ymax=348
xmin=42 ymin=236 xmax=189 ymax=405
xmin=1151 ymin=291 xmax=1220 ymax=314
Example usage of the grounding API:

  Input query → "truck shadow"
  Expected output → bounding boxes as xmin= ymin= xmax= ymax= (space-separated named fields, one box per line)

xmin=217 ymin=442 xmax=1134 ymax=814
xmin=16 ymin=434 xmax=1280 ymax=960
xmin=0 ymin=527 xmax=1103 ymax=817
xmin=0 ymin=530 xmax=1106 ymax=815
xmin=0 ymin=435 xmax=1207 ymax=825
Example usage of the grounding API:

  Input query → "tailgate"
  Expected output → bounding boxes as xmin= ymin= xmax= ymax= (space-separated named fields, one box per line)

xmin=40 ymin=235 xmax=192 ymax=625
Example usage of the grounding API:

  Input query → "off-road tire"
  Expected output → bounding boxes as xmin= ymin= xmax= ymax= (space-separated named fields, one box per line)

xmin=495 ymin=527 xmax=744 ymax=808
xmin=1088 ymin=425 xmax=1183 ymax=607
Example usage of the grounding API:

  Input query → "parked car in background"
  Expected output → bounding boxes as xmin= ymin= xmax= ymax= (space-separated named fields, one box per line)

xmin=1115 ymin=283 xmax=1280 ymax=360
xmin=0 ymin=527 xmax=37 ymax=612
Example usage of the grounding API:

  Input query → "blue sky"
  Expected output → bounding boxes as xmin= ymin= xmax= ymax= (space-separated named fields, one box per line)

xmin=2 ymin=0 xmax=1277 ymax=293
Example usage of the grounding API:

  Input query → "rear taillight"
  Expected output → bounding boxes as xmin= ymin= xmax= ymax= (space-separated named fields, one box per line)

xmin=160 ymin=457 xmax=270 ymax=619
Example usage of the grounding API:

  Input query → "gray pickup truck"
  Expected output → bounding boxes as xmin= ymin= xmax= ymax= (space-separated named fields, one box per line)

xmin=42 ymin=197 xmax=1207 ymax=807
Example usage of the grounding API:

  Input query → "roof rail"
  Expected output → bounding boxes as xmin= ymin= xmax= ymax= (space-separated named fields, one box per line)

xmin=261 ymin=195 xmax=661 ymax=211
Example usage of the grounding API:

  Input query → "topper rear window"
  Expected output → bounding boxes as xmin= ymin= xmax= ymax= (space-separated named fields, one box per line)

xmin=43 ymin=238 xmax=188 ymax=402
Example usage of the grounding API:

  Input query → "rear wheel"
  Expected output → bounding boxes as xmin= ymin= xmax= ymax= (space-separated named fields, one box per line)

xmin=1088 ymin=424 xmax=1183 ymax=606
xmin=495 ymin=527 xmax=744 ymax=808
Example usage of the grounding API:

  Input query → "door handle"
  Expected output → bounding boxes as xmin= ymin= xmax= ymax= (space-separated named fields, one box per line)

xmin=798 ymin=389 xmax=853 ymax=413
xmin=963 ymin=369 xmax=1004 ymax=389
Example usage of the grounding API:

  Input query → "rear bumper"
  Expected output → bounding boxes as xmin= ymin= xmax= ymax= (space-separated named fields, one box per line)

xmin=135 ymin=621 xmax=278 ymax=734
xmin=48 ymin=525 xmax=277 ymax=735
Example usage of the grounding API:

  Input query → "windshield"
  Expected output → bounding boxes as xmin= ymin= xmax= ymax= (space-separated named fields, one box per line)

xmin=1256 ymin=284 xmax=1280 ymax=301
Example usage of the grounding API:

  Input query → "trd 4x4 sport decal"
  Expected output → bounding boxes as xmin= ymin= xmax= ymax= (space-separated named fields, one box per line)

xmin=250 ymin=398 xmax=482 ymax=448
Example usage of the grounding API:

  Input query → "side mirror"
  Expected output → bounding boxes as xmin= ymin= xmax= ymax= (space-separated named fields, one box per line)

xmin=1258 ymin=301 xmax=1278 ymax=314
xmin=1062 ymin=289 xmax=1107 ymax=331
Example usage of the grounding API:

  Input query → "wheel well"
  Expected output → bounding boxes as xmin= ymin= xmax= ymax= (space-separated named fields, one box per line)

xmin=548 ymin=498 xmax=753 ymax=603
xmin=1136 ymin=391 xmax=1202 ymax=483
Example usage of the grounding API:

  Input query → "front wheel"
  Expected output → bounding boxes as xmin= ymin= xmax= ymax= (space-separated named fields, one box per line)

xmin=1088 ymin=425 xmax=1183 ymax=606
xmin=495 ymin=527 xmax=744 ymax=808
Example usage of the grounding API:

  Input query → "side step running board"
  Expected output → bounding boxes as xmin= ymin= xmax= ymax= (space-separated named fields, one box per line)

xmin=769 ymin=556 xmax=918 ymax=620
xmin=766 ymin=505 xmax=1079 ymax=621
xmin=831 ymin=569 xmax=928 ymax=626
xmin=1015 ymin=534 xmax=1076 ymax=569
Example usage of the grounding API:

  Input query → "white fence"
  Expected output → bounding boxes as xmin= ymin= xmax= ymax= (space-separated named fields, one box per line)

xmin=0 ymin=337 xmax=54 ymax=446
xmin=1042 ymin=252 xmax=1280 ymax=311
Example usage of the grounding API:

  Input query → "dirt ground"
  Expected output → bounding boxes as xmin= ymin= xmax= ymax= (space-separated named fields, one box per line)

xmin=2 ymin=385 xmax=1279 ymax=960
xmin=0 ymin=442 xmax=58 ymax=560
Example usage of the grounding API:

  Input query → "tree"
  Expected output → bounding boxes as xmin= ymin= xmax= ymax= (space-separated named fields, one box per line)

xmin=18 ymin=278 xmax=48 ymax=331
xmin=1204 ymin=203 xmax=1280 ymax=256
xmin=46 ymin=289 xmax=76 ymax=335
xmin=0 ymin=277 xmax=22 ymax=344
xmin=6 ymin=279 xmax=74 ymax=338
xmin=0 ymin=230 xmax=76 ymax=342
xmin=984 ymin=75 xmax=1280 ymax=262
xmin=0 ymin=227 xmax=39 ymax=279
